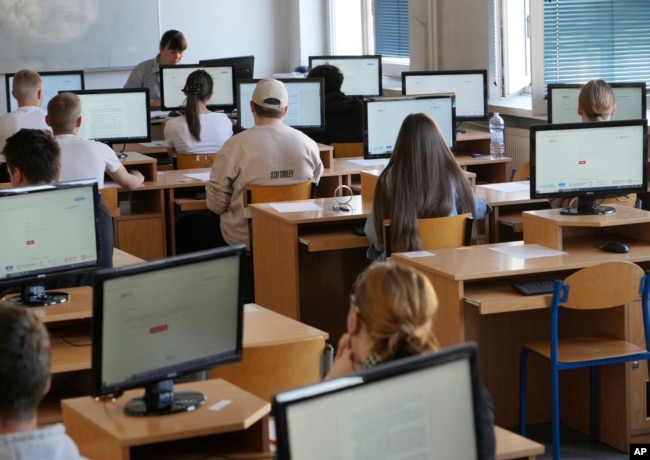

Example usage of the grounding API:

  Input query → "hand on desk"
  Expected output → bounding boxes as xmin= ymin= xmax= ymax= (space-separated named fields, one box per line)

xmin=324 ymin=333 xmax=361 ymax=380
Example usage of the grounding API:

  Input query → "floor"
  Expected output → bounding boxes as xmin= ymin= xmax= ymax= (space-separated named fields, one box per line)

xmin=523 ymin=423 xmax=627 ymax=459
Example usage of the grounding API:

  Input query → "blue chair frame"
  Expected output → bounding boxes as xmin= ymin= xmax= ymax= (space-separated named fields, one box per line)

xmin=518 ymin=261 xmax=650 ymax=460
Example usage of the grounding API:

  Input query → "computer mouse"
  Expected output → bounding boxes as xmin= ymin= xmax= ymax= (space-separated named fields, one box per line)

xmin=168 ymin=110 xmax=182 ymax=117
xmin=601 ymin=241 xmax=629 ymax=254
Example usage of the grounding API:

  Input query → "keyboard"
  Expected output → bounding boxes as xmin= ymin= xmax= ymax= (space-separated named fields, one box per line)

xmin=511 ymin=279 xmax=558 ymax=296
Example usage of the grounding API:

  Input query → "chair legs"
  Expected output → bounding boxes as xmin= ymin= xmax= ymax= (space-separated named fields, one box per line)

xmin=519 ymin=348 xmax=529 ymax=436
xmin=551 ymin=361 xmax=561 ymax=460
xmin=589 ymin=366 xmax=597 ymax=444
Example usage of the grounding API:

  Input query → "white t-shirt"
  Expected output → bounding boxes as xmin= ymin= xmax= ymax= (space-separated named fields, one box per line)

xmin=56 ymin=134 xmax=122 ymax=188
xmin=0 ymin=106 xmax=51 ymax=161
xmin=164 ymin=112 xmax=233 ymax=154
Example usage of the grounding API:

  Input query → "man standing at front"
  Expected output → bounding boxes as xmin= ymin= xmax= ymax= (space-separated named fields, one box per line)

xmin=206 ymin=78 xmax=323 ymax=248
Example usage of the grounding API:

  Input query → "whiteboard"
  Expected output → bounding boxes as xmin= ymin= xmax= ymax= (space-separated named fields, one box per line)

xmin=0 ymin=0 xmax=159 ymax=74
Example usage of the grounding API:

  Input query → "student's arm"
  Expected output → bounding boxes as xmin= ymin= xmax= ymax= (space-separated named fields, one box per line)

xmin=107 ymin=165 xmax=145 ymax=191
xmin=205 ymin=149 xmax=233 ymax=215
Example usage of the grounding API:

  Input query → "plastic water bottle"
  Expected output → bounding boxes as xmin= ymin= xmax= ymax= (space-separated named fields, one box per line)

xmin=489 ymin=112 xmax=505 ymax=159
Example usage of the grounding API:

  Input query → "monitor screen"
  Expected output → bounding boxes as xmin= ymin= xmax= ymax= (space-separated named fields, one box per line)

xmin=67 ymin=88 xmax=151 ymax=146
xmin=530 ymin=120 xmax=648 ymax=215
xmin=273 ymin=343 xmax=482 ymax=460
xmin=91 ymin=245 xmax=246 ymax=416
xmin=363 ymin=94 xmax=456 ymax=159
xmin=237 ymin=78 xmax=325 ymax=132
xmin=401 ymin=70 xmax=488 ymax=121
xmin=0 ymin=180 xmax=102 ymax=306
xmin=547 ymin=82 xmax=647 ymax=123
xmin=5 ymin=70 xmax=85 ymax=113
xmin=160 ymin=64 xmax=236 ymax=112
xmin=308 ymin=55 xmax=382 ymax=97
xmin=199 ymin=55 xmax=255 ymax=81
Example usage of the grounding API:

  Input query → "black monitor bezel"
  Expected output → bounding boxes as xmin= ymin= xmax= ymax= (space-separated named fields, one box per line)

xmin=308 ymin=55 xmax=383 ymax=97
xmin=159 ymin=63 xmax=237 ymax=112
xmin=273 ymin=342 xmax=483 ymax=460
xmin=401 ymin=69 xmax=489 ymax=122
xmin=236 ymin=77 xmax=326 ymax=132
xmin=65 ymin=88 xmax=152 ymax=145
xmin=362 ymin=93 xmax=457 ymax=159
xmin=547 ymin=82 xmax=648 ymax=123
xmin=530 ymin=119 xmax=649 ymax=203
xmin=90 ymin=245 xmax=247 ymax=399
xmin=4 ymin=69 xmax=85 ymax=113
xmin=199 ymin=55 xmax=255 ymax=82
xmin=0 ymin=180 xmax=103 ymax=291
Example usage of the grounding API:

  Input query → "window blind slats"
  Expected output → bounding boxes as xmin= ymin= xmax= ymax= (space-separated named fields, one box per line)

xmin=374 ymin=0 xmax=409 ymax=58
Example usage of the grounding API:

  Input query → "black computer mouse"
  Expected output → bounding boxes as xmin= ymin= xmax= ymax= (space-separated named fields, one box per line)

xmin=601 ymin=241 xmax=629 ymax=253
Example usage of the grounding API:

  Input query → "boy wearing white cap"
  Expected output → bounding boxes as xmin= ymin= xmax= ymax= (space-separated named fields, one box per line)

xmin=206 ymin=78 xmax=323 ymax=249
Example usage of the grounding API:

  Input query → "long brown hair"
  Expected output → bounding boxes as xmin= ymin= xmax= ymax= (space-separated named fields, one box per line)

xmin=372 ymin=112 xmax=476 ymax=252
xmin=182 ymin=70 xmax=213 ymax=141
xmin=578 ymin=79 xmax=615 ymax=121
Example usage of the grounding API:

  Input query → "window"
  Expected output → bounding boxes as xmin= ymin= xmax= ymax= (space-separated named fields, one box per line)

xmin=373 ymin=0 xmax=409 ymax=59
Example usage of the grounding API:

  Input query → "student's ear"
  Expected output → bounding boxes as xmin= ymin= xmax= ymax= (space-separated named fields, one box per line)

xmin=281 ymin=106 xmax=289 ymax=116
xmin=45 ymin=114 xmax=52 ymax=127
xmin=43 ymin=375 xmax=52 ymax=396
xmin=75 ymin=116 xmax=83 ymax=128
xmin=9 ymin=167 xmax=24 ymax=187
xmin=347 ymin=307 xmax=361 ymax=335
xmin=611 ymin=104 xmax=617 ymax=117
xmin=249 ymin=100 xmax=255 ymax=113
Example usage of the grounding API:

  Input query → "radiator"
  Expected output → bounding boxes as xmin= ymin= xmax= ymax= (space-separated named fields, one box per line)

xmin=505 ymin=127 xmax=530 ymax=170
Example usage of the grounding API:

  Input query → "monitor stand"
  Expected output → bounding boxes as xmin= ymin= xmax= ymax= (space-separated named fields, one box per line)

xmin=124 ymin=378 xmax=206 ymax=416
xmin=560 ymin=197 xmax=615 ymax=215
xmin=5 ymin=282 xmax=69 ymax=307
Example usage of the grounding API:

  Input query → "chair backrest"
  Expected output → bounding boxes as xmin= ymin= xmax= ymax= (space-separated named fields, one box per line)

xmin=244 ymin=180 xmax=316 ymax=206
xmin=383 ymin=213 xmax=474 ymax=257
xmin=100 ymin=187 xmax=120 ymax=217
xmin=175 ymin=153 xmax=218 ymax=170
xmin=331 ymin=142 xmax=363 ymax=159
xmin=557 ymin=261 xmax=645 ymax=310
xmin=510 ymin=161 xmax=530 ymax=182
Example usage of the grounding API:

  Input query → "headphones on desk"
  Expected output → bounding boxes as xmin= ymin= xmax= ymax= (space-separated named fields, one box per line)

xmin=332 ymin=185 xmax=353 ymax=212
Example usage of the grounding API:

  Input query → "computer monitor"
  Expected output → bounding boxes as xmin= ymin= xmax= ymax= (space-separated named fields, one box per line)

xmin=199 ymin=55 xmax=255 ymax=81
xmin=401 ymin=70 xmax=489 ymax=122
xmin=273 ymin=343 xmax=483 ymax=460
xmin=160 ymin=64 xmax=236 ymax=112
xmin=308 ymin=55 xmax=382 ymax=97
xmin=530 ymin=120 xmax=648 ymax=215
xmin=5 ymin=70 xmax=85 ymax=113
xmin=237 ymin=78 xmax=325 ymax=132
xmin=91 ymin=245 xmax=246 ymax=416
xmin=547 ymin=82 xmax=647 ymax=123
xmin=66 ymin=88 xmax=151 ymax=147
xmin=363 ymin=94 xmax=456 ymax=159
xmin=0 ymin=180 xmax=103 ymax=306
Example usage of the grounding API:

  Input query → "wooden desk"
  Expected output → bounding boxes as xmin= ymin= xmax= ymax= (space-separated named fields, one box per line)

xmin=250 ymin=195 xmax=372 ymax=343
xmin=495 ymin=426 xmax=545 ymax=460
xmin=392 ymin=209 xmax=650 ymax=450
xmin=62 ymin=379 xmax=270 ymax=460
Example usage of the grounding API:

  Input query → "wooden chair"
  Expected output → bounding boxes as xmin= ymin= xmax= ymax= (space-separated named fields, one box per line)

xmin=509 ymin=160 xmax=530 ymax=182
xmin=383 ymin=213 xmax=474 ymax=257
xmin=331 ymin=142 xmax=363 ymax=158
xmin=518 ymin=261 xmax=650 ymax=460
xmin=99 ymin=186 xmax=120 ymax=217
xmin=175 ymin=153 xmax=218 ymax=170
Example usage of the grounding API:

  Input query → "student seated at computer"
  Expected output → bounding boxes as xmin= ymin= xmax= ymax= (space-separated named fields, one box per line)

xmin=325 ymin=261 xmax=496 ymax=459
xmin=124 ymin=29 xmax=188 ymax=109
xmin=164 ymin=69 xmax=233 ymax=156
xmin=0 ymin=302 xmax=85 ymax=459
xmin=578 ymin=79 xmax=616 ymax=122
xmin=46 ymin=93 xmax=144 ymax=190
xmin=306 ymin=64 xmax=363 ymax=145
xmin=364 ymin=112 xmax=490 ymax=260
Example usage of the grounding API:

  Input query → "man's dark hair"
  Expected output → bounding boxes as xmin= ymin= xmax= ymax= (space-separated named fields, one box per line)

xmin=3 ymin=129 xmax=60 ymax=184
xmin=160 ymin=29 xmax=188 ymax=52
xmin=0 ymin=302 xmax=51 ymax=422
xmin=252 ymin=102 xmax=284 ymax=119
xmin=308 ymin=64 xmax=344 ymax=94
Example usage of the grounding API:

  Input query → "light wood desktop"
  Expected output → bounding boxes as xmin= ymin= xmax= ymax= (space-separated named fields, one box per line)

xmin=62 ymin=379 xmax=270 ymax=460
xmin=392 ymin=205 xmax=650 ymax=451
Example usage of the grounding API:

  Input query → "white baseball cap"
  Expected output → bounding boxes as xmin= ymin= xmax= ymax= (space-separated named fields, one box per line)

xmin=252 ymin=78 xmax=288 ymax=109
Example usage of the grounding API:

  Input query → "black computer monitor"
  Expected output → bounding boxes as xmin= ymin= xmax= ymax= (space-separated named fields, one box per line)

xmin=530 ymin=120 xmax=648 ymax=215
xmin=237 ymin=78 xmax=326 ymax=132
xmin=0 ymin=180 xmax=103 ymax=306
xmin=547 ymin=82 xmax=647 ymax=123
xmin=308 ymin=55 xmax=382 ymax=97
xmin=273 ymin=343 xmax=483 ymax=460
xmin=199 ymin=55 xmax=255 ymax=81
xmin=91 ymin=245 xmax=246 ymax=416
xmin=5 ymin=70 xmax=85 ymax=113
xmin=66 ymin=88 xmax=151 ymax=147
xmin=401 ymin=70 xmax=489 ymax=122
xmin=363 ymin=94 xmax=456 ymax=159
xmin=160 ymin=64 xmax=236 ymax=112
